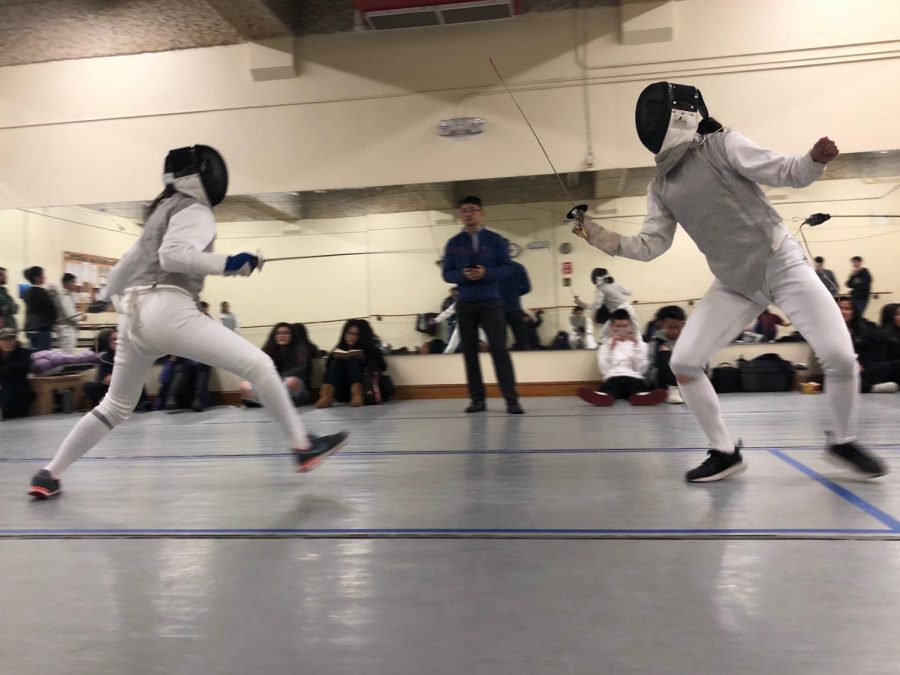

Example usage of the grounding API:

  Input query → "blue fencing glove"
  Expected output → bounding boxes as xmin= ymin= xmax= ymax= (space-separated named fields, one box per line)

xmin=224 ymin=252 xmax=260 ymax=277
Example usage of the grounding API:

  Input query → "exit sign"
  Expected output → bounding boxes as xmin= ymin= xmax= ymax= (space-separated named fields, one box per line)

xmin=561 ymin=261 xmax=572 ymax=275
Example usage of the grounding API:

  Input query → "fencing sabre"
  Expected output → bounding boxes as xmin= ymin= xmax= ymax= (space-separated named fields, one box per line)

xmin=487 ymin=57 xmax=589 ymax=237
xmin=260 ymin=248 xmax=436 ymax=264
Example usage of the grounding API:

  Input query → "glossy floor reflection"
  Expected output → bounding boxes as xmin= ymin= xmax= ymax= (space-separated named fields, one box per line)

xmin=1 ymin=394 xmax=898 ymax=674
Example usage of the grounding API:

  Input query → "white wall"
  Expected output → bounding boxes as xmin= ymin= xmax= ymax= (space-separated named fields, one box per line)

xmin=1 ymin=0 xmax=899 ymax=207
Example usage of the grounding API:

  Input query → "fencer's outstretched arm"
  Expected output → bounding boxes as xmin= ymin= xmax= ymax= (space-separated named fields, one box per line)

xmin=723 ymin=131 xmax=828 ymax=189
xmin=580 ymin=187 xmax=677 ymax=262
xmin=158 ymin=204 xmax=228 ymax=276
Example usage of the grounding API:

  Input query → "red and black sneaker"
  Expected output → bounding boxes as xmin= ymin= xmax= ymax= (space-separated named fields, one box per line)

xmin=628 ymin=389 xmax=668 ymax=406
xmin=295 ymin=431 xmax=349 ymax=473
xmin=577 ymin=387 xmax=614 ymax=407
xmin=28 ymin=469 xmax=62 ymax=499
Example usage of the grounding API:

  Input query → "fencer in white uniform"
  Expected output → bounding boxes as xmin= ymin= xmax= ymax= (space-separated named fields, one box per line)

xmin=28 ymin=145 xmax=348 ymax=499
xmin=572 ymin=81 xmax=886 ymax=482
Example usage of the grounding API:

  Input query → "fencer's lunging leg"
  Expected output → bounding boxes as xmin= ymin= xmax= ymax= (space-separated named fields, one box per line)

xmin=670 ymin=282 xmax=763 ymax=453
xmin=145 ymin=293 xmax=311 ymax=450
xmin=45 ymin=317 xmax=156 ymax=476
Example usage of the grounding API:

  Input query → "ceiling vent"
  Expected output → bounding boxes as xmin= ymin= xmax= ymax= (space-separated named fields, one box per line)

xmin=354 ymin=1 xmax=520 ymax=31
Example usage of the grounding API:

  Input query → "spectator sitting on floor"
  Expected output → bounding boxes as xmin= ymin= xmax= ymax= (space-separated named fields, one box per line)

xmin=0 ymin=327 xmax=34 ymax=419
xmin=755 ymin=307 xmax=791 ymax=342
xmin=83 ymin=329 xmax=150 ymax=411
xmin=576 ymin=308 xmax=667 ymax=407
xmin=315 ymin=319 xmax=386 ymax=408
xmin=643 ymin=307 xmax=665 ymax=342
xmin=241 ymin=322 xmax=315 ymax=407
xmin=647 ymin=305 xmax=687 ymax=404
xmin=880 ymin=303 xmax=900 ymax=344
xmin=838 ymin=297 xmax=900 ymax=394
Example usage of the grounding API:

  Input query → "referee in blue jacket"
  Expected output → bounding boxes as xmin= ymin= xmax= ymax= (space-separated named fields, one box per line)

xmin=442 ymin=196 xmax=523 ymax=414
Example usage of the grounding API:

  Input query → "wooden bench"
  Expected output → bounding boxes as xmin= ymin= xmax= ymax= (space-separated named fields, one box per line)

xmin=29 ymin=373 xmax=88 ymax=415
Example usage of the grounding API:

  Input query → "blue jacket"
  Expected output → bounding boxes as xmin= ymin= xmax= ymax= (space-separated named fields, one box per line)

xmin=442 ymin=228 xmax=513 ymax=302
xmin=499 ymin=260 xmax=531 ymax=312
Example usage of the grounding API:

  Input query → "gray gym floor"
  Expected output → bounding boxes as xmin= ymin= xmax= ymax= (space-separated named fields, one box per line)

xmin=1 ymin=394 xmax=898 ymax=674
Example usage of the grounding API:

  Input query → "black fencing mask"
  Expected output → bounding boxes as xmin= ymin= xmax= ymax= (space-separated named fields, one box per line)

xmin=635 ymin=82 xmax=721 ymax=155
xmin=164 ymin=145 xmax=228 ymax=206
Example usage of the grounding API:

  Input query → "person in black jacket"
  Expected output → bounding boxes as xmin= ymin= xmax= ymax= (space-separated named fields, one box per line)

xmin=315 ymin=319 xmax=386 ymax=408
xmin=0 ymin=327 xmax=35 ymax=419
xmin=22 ymin=266 xmax=56 ymax=350
xmin=241 ymin=322 xmax=315 ymax=406
xmin=846 ymin=256 xmax=872 ymax=319
xmin=499 ymin=255 xmax=532 ymax=350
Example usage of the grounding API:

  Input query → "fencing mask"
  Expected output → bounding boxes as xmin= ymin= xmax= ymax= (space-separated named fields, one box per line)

xmin=590 ymin=268 xmax=608 ymax=285
xmin=635 ymin=82 xmax=721 ymax=155
xmin=163 ymin=145 xmax=228 ymax=206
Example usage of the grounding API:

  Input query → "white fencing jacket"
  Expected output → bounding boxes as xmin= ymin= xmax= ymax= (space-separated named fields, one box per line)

xmin=582 ymin=130 xmax=825 ymax=296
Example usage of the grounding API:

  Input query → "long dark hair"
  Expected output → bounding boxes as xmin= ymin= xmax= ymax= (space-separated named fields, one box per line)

xmin=336 ymin=319 xmax=380 ymax=357
xmin=292 ymin=323 xmax=319 ymax=355
xmin=262 ymin=322 xmax=303 ymax=374
xmin=880 ymin=303 xmax=900 ymax=340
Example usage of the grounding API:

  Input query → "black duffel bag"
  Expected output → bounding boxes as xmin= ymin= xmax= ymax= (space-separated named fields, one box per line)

xmin=739 ymin=353 xmax=796 ymax=392
xmin=711 ymin=363 xmax=742 ymax=393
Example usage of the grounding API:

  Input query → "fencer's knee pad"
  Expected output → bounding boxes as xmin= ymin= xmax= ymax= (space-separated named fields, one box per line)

xmin=821 ymin=348 xmax=858 ymax=382
xmin=242 ymin=351 xmax=280 ymax=383
xmin=670 ymin=349 xmax=704 ymax=379
xmin=92 ymin=395 xmax=133 ymax=428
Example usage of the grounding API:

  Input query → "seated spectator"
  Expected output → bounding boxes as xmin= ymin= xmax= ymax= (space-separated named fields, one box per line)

xmin=0 ymin=327 xmax=34 ymax=419
xmin=643 ymin=308 xmax=664 ymax=342
xmin=83 ymin=329 xmax=149 ymax=411
xmin=576 ymin=309 xmax=667 ymax=407
xmin=647 ymin=305 xmax=686 ymax=404
xmin=839 ymin=297 xmax=900 ymax=394
xmin=241 ymin=322 xmax=315 ymax=407
xmin=315 ymin=319 xmax=386 ymax=408
xmin=880 ymin=303 xmax=900 ymax=343
xmin=522 ymin=309 xmax=544 ymax=350
xmin=754 ymin=307 xmax=791 ymax=342
xmin=162 ymin=357 xmax=211 ymax=412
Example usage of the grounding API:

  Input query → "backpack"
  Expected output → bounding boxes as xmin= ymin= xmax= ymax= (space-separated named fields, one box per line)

xmin=363 ymin=370 xmax=395 ymax=405
xmin=550 ymin=331 xmax=571 ymax=350
xmin=711 ymin=363 xmax=742 ymax=393
xmin=739 ymin=353 xmax=796 ymax=392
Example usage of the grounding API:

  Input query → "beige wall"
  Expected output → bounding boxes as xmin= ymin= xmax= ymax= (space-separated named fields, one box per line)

xmin=1 ymin=0 xmax=899 ymax=207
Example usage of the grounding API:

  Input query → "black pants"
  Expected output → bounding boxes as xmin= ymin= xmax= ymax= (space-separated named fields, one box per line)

xmin=505 ymin=310 xmax=529 ymax=350
xmin=655 ymin=349 xmax=677 ymax=388
xmin=457 ymin=299 xmax=518 ymax=403
xmin=0 ymin=380 xmax=35 ymax=419
xmin=27 ymin=330 xmax=52 ymax=351
xmin=861 ymin=360 xmax=900 ymax=393
xmin=600 ymin=376 xmax=647 ymax=400
xmin=852 ymin=293 xmax=869 ymax=320
xmin=324 ymin=357 xmax=364 ymax=403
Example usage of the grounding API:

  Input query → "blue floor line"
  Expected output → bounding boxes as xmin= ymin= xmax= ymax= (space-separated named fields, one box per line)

xmin=769 ymin=448 xmax=900 ymax=532
xmin=0 ymin=527 xmax=892 ymax=536
xmin=2 ymin=445 xmax=898 ymax=463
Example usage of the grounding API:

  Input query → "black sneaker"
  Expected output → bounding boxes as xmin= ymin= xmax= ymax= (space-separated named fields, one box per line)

xmin=685 ymin=447 xmax=746 ymax=483
xmin=506 ymin=401 xmax=524 ymax=415
xmin=295 ymin=431 xmax=349 ymax=473
xmin=28 ymin=469 xmax=62 ymax=499
xmin=465 ymin=400 xmax=486 ymax=413
xmin=827 ymin=441 xmax=887 ymax=477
